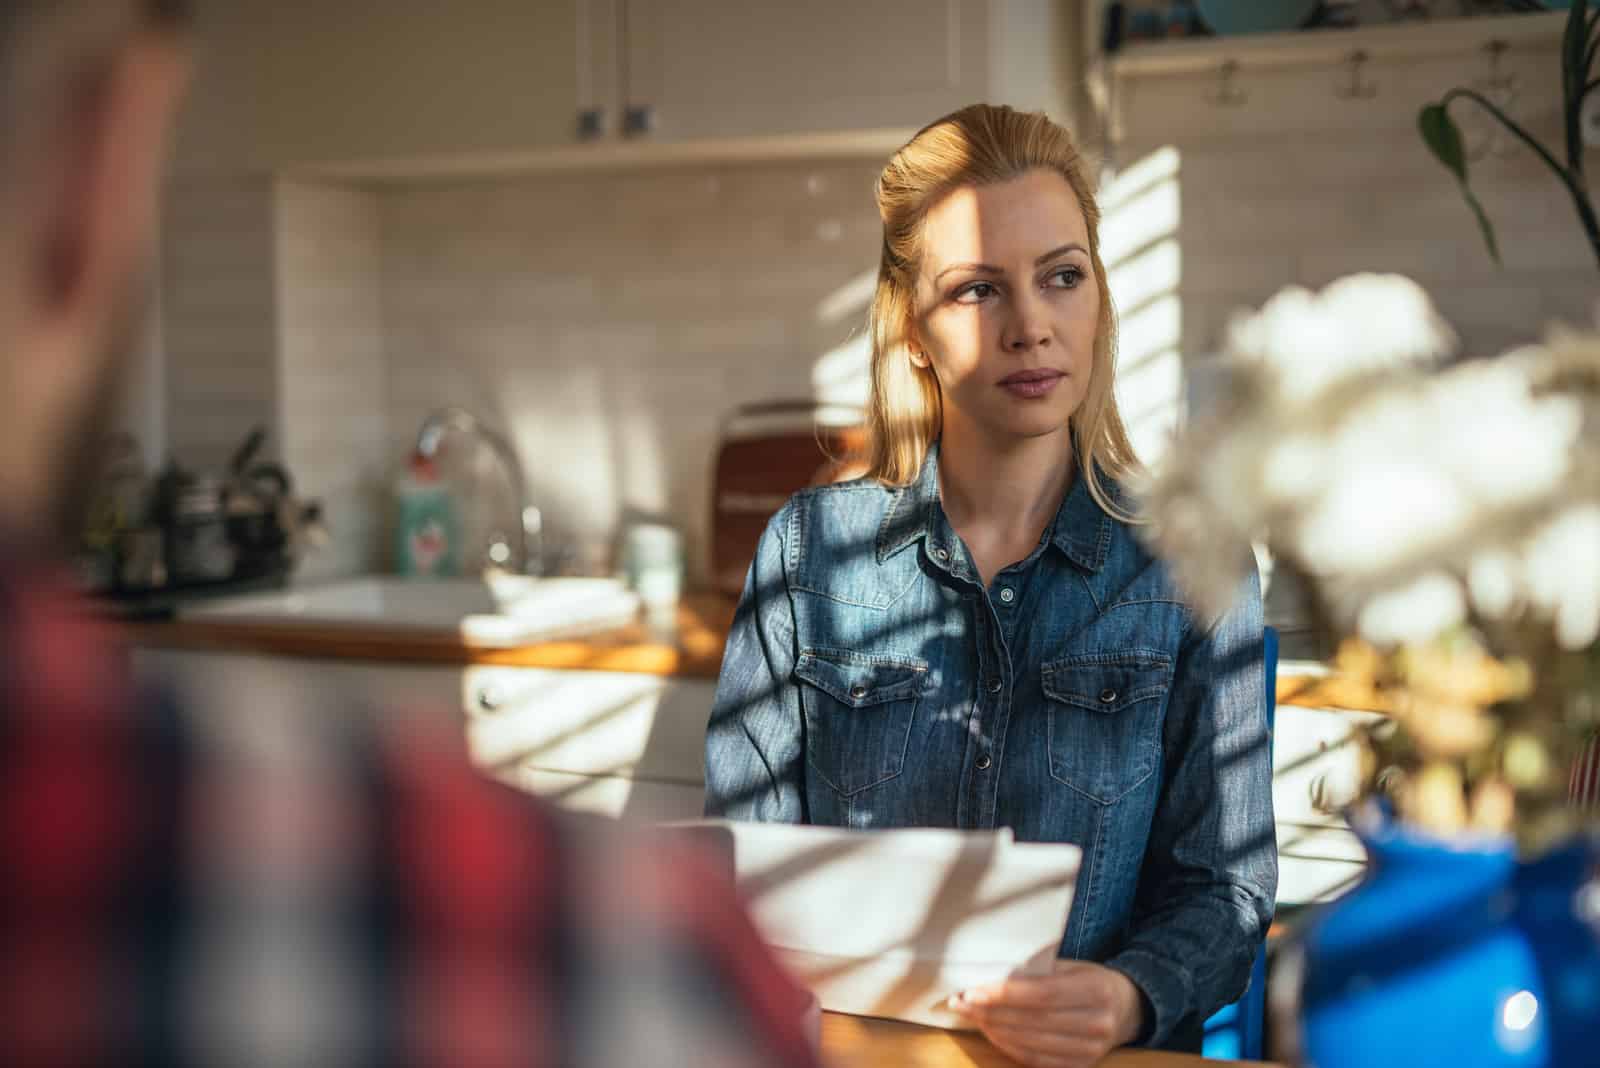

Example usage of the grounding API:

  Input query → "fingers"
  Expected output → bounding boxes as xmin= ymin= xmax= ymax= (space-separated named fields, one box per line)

xmin=956 ymin=1003 xmax=1120 ymax=1043
xmin=980 ymin=1021 xmax=1108 ymax=1068
xmin=956 ymin=978 xmax=1058 ymax=1009
xmin=957 ymin=968 xmax=1112 ymax=1011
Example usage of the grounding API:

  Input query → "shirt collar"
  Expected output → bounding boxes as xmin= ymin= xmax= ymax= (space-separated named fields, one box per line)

xmin=874 ymin=441 xmax=1113 ymax=573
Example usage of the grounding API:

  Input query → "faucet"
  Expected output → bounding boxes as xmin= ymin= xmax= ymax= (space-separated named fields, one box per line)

xmin=414 ymin=407 xmax=542 ymax=576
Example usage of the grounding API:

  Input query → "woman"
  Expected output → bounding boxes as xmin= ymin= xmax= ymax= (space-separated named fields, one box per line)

xmin=704 ymin=104 xmax=1276 ymax=1064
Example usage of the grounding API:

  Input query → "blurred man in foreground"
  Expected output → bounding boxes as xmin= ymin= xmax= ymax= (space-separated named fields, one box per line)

xmin=0 ymin=4 xmax=816 ymax=1064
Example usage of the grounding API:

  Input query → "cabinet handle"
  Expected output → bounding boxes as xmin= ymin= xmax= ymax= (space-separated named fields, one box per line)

xmin=576 ymin=108 xmax=606 ymax=141
xmin=622 ymin=105 xmax=656 ymax=138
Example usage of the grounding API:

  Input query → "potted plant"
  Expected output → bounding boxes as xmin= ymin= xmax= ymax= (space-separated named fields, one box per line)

xmin=1420 ymin=0 xmax=1599 ymax=270
xmin=1140 ymin=273 xmax=1600 ymax=1066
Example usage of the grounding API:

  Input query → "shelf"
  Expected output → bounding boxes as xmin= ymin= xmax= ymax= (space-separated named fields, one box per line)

xmin=283 ymin=127 xmax=914 ymax=186
xmin=1106 ymin=10 xmax=1567 ymax=79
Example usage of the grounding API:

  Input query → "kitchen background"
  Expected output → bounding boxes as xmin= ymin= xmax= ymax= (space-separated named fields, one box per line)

xmin=117 ymin=0 xmax=1598 ymax=596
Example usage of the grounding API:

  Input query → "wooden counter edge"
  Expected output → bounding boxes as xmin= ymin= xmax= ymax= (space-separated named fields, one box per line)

xmin=120 ymin=594 xmax=738 ymax=679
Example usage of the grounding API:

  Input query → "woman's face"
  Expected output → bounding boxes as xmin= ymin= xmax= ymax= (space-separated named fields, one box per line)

xmin=911 ymin=167 xmax=1100 ymax=450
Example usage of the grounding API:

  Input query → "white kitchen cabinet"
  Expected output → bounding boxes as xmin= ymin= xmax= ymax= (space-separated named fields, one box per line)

xmin=131 ymin=648 xmax=712 ymax=822
xmin=175 ymin=0 xmax=1078 ymax=177
xmin=1271 ymin=705 xmax=1381 ymax=905
xmin=620 ymin=0 xmax=1060 ymax=145
xmin=176 ymin=0 xmax=613 ymax=174
xmin=462 ymin=664 xmax=710 ymax=821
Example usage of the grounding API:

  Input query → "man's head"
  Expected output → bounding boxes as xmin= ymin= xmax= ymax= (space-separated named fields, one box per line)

xmin=0 ymin=1 xmax=189 ymax=550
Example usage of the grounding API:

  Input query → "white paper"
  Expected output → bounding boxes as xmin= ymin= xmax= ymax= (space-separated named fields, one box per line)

xmin=673 ymin=821 xmax=1081 ymax=1030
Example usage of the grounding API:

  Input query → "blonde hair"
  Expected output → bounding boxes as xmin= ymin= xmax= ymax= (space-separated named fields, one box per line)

xmin=863 ymin=103 xmax=1142 ymax=522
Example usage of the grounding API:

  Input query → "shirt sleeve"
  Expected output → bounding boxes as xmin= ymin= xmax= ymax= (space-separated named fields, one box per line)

xmin=703 ymin=505 xmax=807 ymax=823
xmin=1104 ymin=564 xmax=1278 ymax=1048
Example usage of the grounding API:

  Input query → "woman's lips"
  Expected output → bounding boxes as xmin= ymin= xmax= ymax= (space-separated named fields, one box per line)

xmin=999 ymin=369 xmax=1064 ymax=399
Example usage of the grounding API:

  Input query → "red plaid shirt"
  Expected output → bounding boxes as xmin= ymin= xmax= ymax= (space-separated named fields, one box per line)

xmin=0 ymin=570 xmax=819 ymax=1067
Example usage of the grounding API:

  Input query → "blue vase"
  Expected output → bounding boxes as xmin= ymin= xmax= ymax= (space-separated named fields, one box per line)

xmin=1283 ymin=805 xmax=1600 ymax=1067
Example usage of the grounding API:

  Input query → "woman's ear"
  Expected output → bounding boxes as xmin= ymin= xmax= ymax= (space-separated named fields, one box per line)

xmin=905 ymin=320 xmax=930 ymax=369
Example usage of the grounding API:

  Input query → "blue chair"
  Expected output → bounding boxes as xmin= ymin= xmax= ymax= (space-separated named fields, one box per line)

xmin=1202 ymin=625 xmax=1277 ymax=1060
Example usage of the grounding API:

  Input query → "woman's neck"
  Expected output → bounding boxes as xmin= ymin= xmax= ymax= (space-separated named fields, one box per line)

xmin=937 ymin=417 xmax=1075 ymax=562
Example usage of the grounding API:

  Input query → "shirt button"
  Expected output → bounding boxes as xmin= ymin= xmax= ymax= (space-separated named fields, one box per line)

xmin=932 ymin=547 xmax=949 ymax=561
xmin=986 ymin=678 xmax=1002 ymax=694
xmin=976 ymin=754 xmax=992 ymax=770
xmin=849 ymin=684 xmax=869 ymax=700
xmin=1100 ymin=688 xmax=1118 ymax=704
xmin=998 ymin=587 xmax=1015 ymax=603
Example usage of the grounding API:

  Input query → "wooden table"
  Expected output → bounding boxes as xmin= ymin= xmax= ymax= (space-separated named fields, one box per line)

xmin=820 ymin=1013 xmax=1277 ymax=1067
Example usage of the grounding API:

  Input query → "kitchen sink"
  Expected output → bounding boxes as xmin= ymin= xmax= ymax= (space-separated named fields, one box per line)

xmin=179 ymin=574 xmax=642 ymax=647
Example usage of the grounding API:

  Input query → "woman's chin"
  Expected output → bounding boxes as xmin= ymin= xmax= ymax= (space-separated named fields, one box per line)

xmin=1000 ymin=409 xmax=1076 ymax=442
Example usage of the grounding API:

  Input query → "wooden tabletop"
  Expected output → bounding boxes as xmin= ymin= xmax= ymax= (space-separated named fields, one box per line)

xmin=820 ymin=1013 xmax=1276 ymax=1067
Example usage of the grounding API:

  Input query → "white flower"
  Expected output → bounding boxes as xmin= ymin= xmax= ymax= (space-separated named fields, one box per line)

xmin=1261 ymin=434 xmax=1325 ymax=507
xmin=1357 ymin=571 xmax=1466 ymax=646
xmin=1467 ymin=550 xmax=1520 ymax=620
xmin=1142 ymin=274 xmax=1600 ymax=653
xmin=1525 ymin=506 xmax=1600 ymax=649
xmin=1225 ymin=274 xmax=1456 ymax=403
xmin=1295 ymin=456 xmax=1466 ymax=576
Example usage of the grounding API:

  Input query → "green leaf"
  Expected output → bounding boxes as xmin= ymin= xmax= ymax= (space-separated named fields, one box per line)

xmin=1419 ymin=104 xmax=1466 ymax=182
xmin=1565 ymin=1 xmax=1586 ymax=114
xmin=1462 ymin=183 xmax=1502 ymax=266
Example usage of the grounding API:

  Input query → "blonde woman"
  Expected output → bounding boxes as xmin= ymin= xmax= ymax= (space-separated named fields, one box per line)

xmin=705 ymin=105 xmax=1276 ymax=1064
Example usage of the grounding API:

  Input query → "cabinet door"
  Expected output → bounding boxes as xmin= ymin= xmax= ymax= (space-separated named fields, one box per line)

xmin=1271 ymin=706 xmax=1379 ymax=905
xmin=464 ymin=666 xmax=713 ymax=822
xmin=622 ymin=0 xmax=992 ymax=144
xmin=177 ymin=0 xmax=613 ymax=172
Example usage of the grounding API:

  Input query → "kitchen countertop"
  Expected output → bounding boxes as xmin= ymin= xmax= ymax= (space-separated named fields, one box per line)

xmin=125 ymin=592 xmax=1385 ymax=712
xmin=820 ymin=1013 xmax=1277 ymax=1067
xmin=125 ymin=592 xmax=739 ymax=676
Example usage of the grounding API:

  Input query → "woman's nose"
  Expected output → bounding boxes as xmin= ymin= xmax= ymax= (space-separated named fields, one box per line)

xmin=1003 ymin=295 xmax=1051 ymax=352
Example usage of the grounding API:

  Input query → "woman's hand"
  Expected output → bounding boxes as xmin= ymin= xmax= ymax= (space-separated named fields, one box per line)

xmin=949 ymin=960 xmax=1146 ymax=1067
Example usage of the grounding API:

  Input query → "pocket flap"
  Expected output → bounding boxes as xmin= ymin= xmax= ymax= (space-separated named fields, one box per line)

xmin=1041 ymin=653 xmax=1171 ymax=714
xmin=795 ymin=648 xmax=928 ymax=708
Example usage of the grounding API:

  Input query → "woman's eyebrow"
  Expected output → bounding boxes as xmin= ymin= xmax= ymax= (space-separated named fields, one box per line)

xmin=1034 ymin=242 xmax=1087 ymax=265
xmin=932 ymin=242 xmax=1089 ymax=283
xmin=933 ymin=261 xmax=1000 ymax=283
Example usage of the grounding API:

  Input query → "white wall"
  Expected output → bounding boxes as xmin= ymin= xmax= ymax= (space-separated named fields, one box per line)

xmin=378 ymin=161 xmax=882 ymax=582
xmin=1112 ymin=38 xmax=1596 ymax=370
xmin=161 ymin=177 xmax=279 ymax=471
xmin=275 ymin=183 xmax=388 ymax=579
xmin=1099 ymin=30 xmax=1598 ymax=630
xmin=155 ymin=26 xmax=1597 ymax=588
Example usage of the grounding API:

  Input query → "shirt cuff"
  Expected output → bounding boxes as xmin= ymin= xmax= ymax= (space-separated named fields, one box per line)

xmin=1104 ymin=947 xmax=1192 ymax=1049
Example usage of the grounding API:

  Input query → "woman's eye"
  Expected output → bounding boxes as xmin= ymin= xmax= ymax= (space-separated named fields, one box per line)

xmin=954 ymin=281 xmax=997 ymax=304
xmin=1047 ymin=266 xmax=1083 ymax=289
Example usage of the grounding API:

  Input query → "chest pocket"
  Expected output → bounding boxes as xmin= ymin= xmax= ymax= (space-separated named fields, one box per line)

xmin=794 ymin=648 xmax=926 ymax=797
xmin=1042 ymin=652 xmax=1172 ymax=804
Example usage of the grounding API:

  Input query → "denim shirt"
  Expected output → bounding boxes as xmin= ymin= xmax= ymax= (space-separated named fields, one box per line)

xmin=703 ymin=446 xmax=1277 ymax=1051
